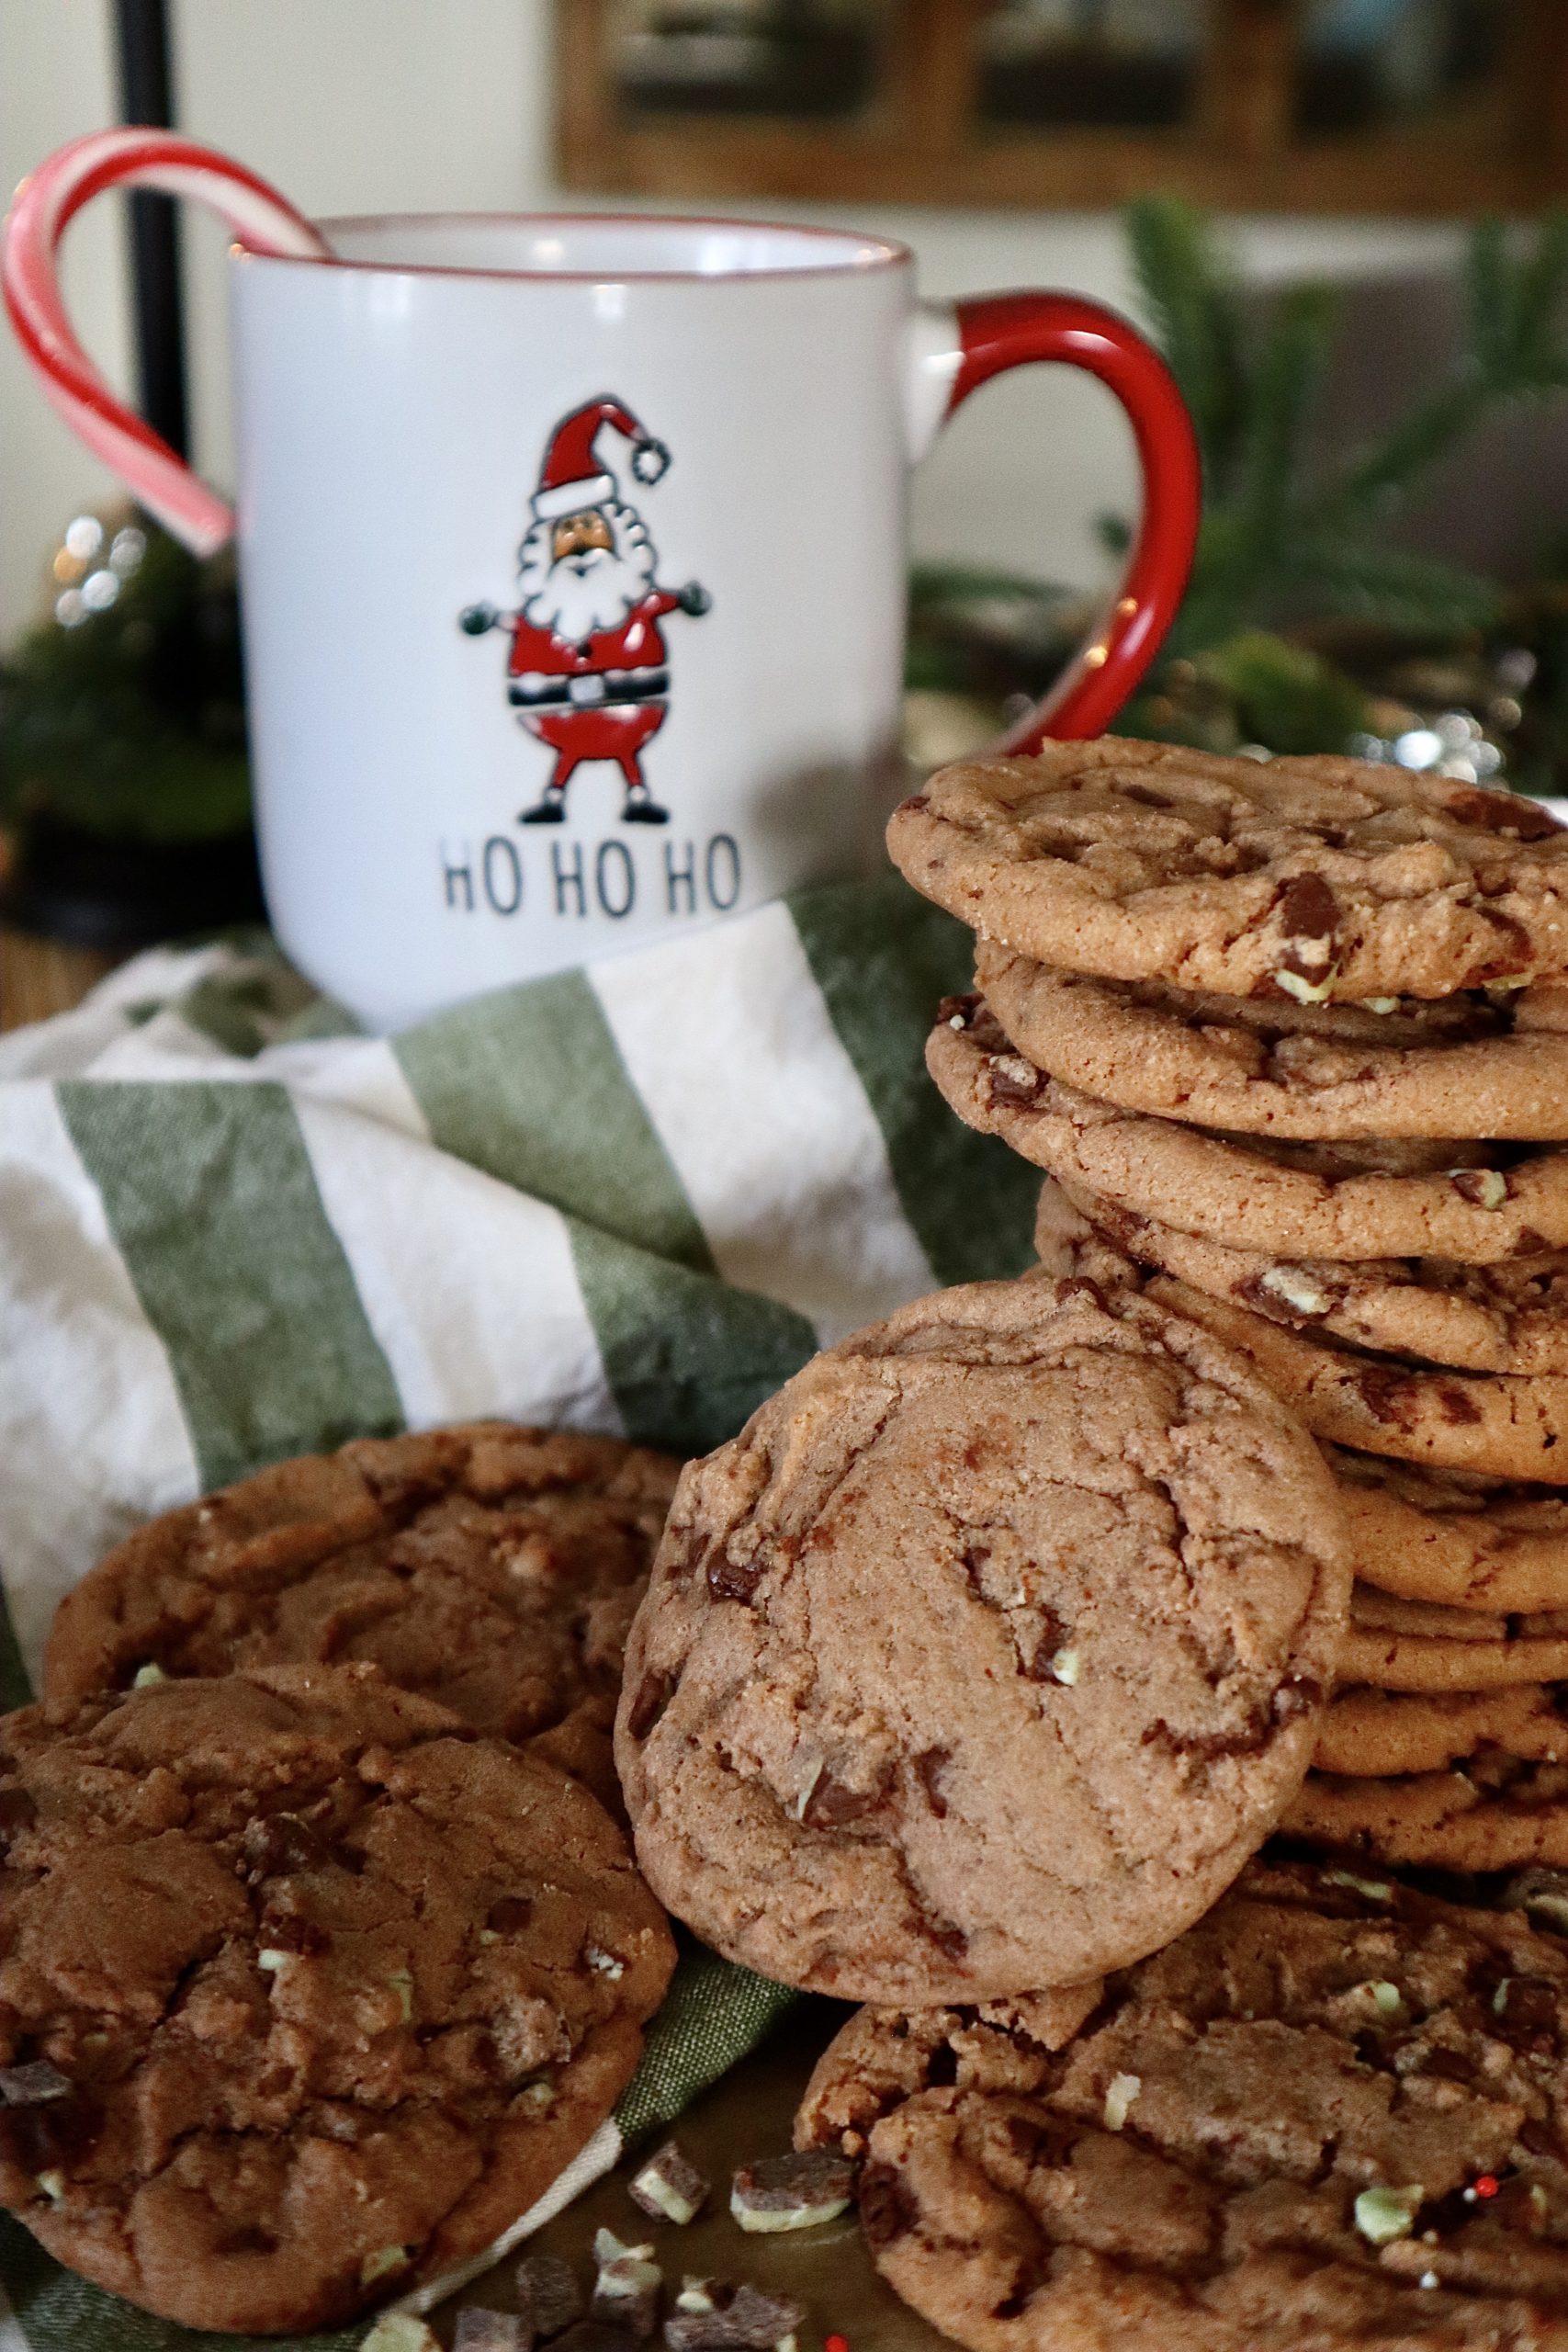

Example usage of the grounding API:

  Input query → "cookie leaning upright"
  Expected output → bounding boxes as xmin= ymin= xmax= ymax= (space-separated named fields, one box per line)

xmin=887 ymin=738 xmax=1568 ymax=998
xmin=0 ymin=1663 xmax=676 ymax=2334
xmin=614 ymin=1275 xmax=1348 ymax=2005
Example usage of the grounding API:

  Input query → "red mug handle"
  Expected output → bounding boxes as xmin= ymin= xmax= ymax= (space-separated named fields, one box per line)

xmin=2 ymin=130 xmax=329 ymax=555
xmin=921 ymin=292 xmax=1201 ymax=745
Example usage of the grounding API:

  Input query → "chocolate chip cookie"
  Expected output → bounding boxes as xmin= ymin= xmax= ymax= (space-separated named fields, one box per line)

xmin=1315 ymin=1685 xmax=1568 ymax=1778
xmin=888 ymin=737 xmax=1568 ymax=999
xmin=1286 ymin=1756 xmax=1568 ymax=1871
xmin=1060 ymin=1178 xmax=1568 ymax=1377
xmin=0 ymin=1664 xmax=675 ymax=2333
xmin=933 ymin=1001 xmax=1568 ymax=1261
xmin=1338 ymin=1585 xmax=1568 ymax=1691
xmin=798 ymin=1856 xmax=1568 ymax=2351
xmin=977 ymin=940 xmax=1568 ymax=1138
xmin=1142 ymin=1274 xmax=1568 ymax=1483
xmin=1328 ymin=1448 xmax=1568 ymax=1614
xmin=615 ymin=1276 xmax=1348 ymax=2003
xmin=45 ymin=1425 xmax=681 ymax=1811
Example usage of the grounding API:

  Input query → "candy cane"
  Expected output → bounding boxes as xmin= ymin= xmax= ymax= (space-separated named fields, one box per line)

xmin=3 ymin=129 xmax=330 ymax=554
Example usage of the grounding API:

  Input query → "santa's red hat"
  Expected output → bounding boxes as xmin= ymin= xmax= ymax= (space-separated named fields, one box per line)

xmin=532 ymin=397 xmax=670 ymax=521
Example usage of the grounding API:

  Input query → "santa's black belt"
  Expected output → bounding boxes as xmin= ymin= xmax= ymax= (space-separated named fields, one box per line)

xmin=508 ymin=669 xmax=670 ymax=709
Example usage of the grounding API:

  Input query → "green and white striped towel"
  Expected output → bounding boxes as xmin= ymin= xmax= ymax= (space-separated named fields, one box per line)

xmin=0 ymin=874 xmax=1036 ymax=2352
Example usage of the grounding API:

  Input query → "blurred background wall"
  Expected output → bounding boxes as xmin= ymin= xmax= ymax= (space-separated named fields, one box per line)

xmin=0 ymin=0 xmax=1465 ymax=646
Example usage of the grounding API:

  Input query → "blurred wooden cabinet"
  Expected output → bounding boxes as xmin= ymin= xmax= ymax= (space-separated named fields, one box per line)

xmin=556 ymin=0 xmax=1568 ymax=215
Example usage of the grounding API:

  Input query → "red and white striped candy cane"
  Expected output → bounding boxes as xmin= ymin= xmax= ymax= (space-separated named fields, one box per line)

xmin=3 ymin=129 xmax=329 ymax=555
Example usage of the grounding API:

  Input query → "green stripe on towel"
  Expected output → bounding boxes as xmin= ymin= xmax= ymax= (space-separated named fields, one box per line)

xmin=57 ymin=1084 xmax=404 ymax=1490
xmin=397 ymin=971 xmax=714 ymax=1272
xmin=788 ymin=876 xmax=1038 ymax=1286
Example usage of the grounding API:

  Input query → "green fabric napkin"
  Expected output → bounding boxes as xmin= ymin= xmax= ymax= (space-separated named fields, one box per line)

xmin=0 ymin=875 xmax=1036 ymax=2349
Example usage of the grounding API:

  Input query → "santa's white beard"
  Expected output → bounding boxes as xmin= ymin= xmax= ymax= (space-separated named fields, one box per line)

xmin=517 ymin=503 xmax=657 ymax=639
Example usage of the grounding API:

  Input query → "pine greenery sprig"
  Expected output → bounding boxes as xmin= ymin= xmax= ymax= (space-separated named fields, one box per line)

xmin=1123 ymin=197 xmax=1568 ymax=660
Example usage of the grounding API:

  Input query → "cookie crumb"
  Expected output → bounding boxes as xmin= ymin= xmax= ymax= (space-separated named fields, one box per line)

xmin=363 ymin=2318 xmax=441 ymax=2352
xmin=664 ymin=2282 xmax=805 ymax=2351
xmin=628 ymin=2139 xmax=709 ymax=2226
xmin=0 ymin=2060 xmax=70 ymax=2106
xmin=1048 ymin=1647 xmax=1081 ymax=1687
xmin=130 ymin=1662 xmax=166 ymax=1688
xmin=517 ymin=2252 xmax=583 ymax=2340
xmin=730 ymin=2151 xmax=854 ymax=2233
xmin=592 ymin=2228 xmax=661 ymax=2339
xmin=456 ymin=2315 xmax=529 ymax=2352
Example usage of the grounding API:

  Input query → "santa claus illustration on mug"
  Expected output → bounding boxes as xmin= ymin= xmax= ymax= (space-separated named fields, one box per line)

xmin=459 ymin=397 xmax=711 ymax=825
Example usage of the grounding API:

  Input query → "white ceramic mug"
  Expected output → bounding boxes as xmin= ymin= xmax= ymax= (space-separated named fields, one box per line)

xmin=6 ymin=131 xmax=1200 ymax=1030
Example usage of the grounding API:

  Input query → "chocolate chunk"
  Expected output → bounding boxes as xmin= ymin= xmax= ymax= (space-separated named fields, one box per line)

xmin=1495 ymin=1975 xmax=1560 ymax=2052
xmin=928 ymin=1921 xmax=969 ymax=1962
xmin=487 ymin=1895 xmax=535 ymax=1935
xmin=517 ymin=2252 xmax=584 ymax=2342
xmin=1421 ymin=2048 xmax=1478 ymax=2085
xmin=1021 ymin=1614 xmax=1067 ymax=1682
xmin=857 ymin=2161 xmax=919 ymax=2248
xmin=802 ymin=1770 xmax=887 ymax=1831
xmin=663 ymin=2284 xmax=805 ymax=2352
xmin=730 ymin=2149 xmax=855 ymax=2233
xmin=1447 ymin=787 xmax=1561 ymax=839
xmin=1118 ymin=784 xmax=1173 ymax=809
xmin=456 ymin=2316 xmax=529 ymax=2352
xmin=0 ymin=2061 xmax=71 ymax=2107
xmin=0 ymin=2086 xmax=101 ymax=2175
xmin=628 ymin=2139 xmax=709 ymax=2227
xmin=242 ymin=1811 xmax=330 ymax=1882
xmin=987 ymin=1061 xmax=1046 ymax=1107
xmin=935 ymin=993 xmax=978 ymax=1029
xmin=1055 ymin=1275 xmax=1109 ymax=1311
xmin=1451 ymin=1167 xmax=1515 ymax=1207
xmin=256 ymin=1911 xmax=330 ymax=1956
xmin=1276 ymin=873 xmax=1340 ymax=945
xmin=706 ymin=1555 xmax=762 ymax=1606
xmin=1356 ymin=1363 xmax=1418 ymax=1429
xmin=911 ymin=1747 xmax=952 ymax=1818
xmin=626 ymin=1672 xmax=677 ymax=1742
xmin=0 ymin=1789 xmax=37 ymax=1839
xmin=1437 ymin=1385 xmax=1483 ymax=1426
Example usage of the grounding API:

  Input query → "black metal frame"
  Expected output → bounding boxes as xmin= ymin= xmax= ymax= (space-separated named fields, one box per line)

xmin=113 ymin=0 xmax=188 ymax=459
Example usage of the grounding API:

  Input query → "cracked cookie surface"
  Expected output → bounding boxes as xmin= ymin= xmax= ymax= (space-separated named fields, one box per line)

xmin=932 ymin=1001 xmax=1568 ymax=1261
xmin=615 ymin=1277 xmax=1348 ymax=2003
xmin=0 ymin=1664 xmax=675 ymax=2333
xmin=977 ymin=941 xmax=1568 ymax=1139
xmin=44 ymin=1424 xmax=681 ymax=1813
xmin=796 ymin=1857 xmax=1568 ymax=2351
xmin=888 ymin=738 xmax=1568 ymax=999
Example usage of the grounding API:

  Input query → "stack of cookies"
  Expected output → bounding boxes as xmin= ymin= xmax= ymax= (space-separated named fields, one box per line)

xmin=896 ymin=737 xmax=1568 ymax=1882
xmin=0 ymin=1425 xmax=683 ymax=2335
xmin=613 ymin=1264 xmax=1568 ymax=2347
